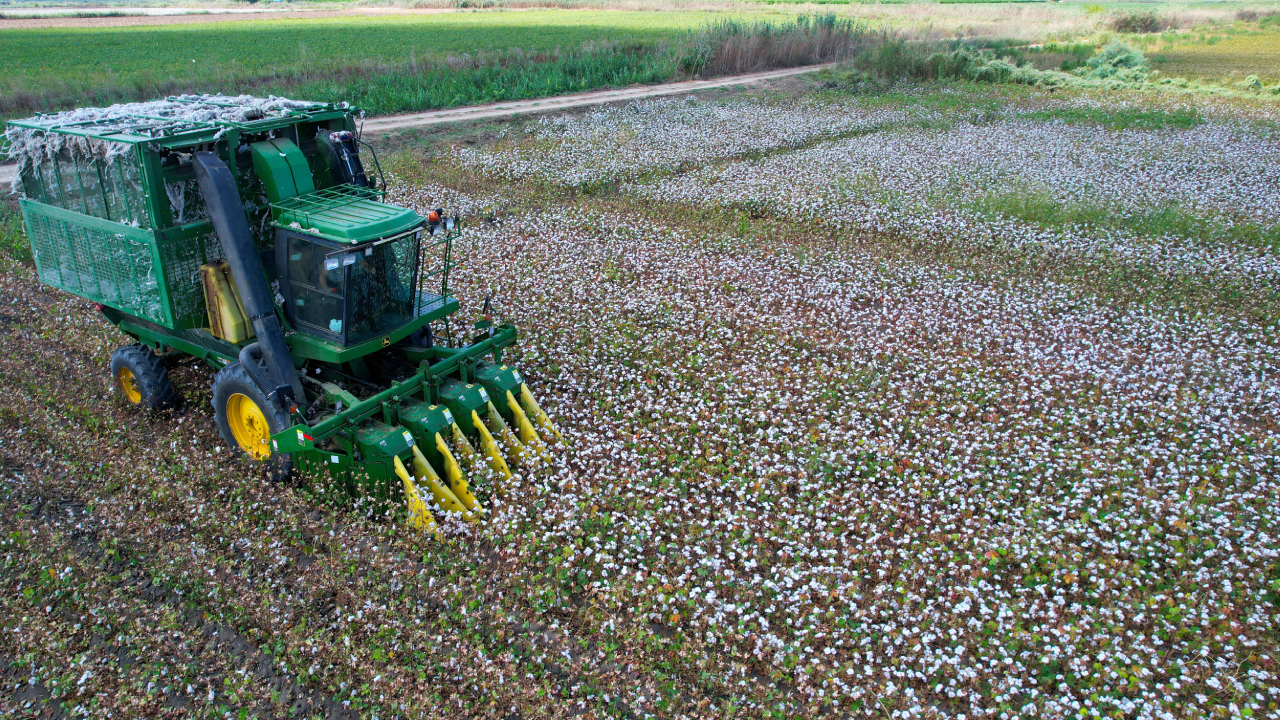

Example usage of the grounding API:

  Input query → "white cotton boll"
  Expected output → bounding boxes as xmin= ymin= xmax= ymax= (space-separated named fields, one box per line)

xmin=432 ymin=89 xmax=1280 ymax=716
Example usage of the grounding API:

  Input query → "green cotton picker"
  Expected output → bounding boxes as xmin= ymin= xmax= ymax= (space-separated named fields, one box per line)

xmin=3 ymin=94 xmax=562 ymax=533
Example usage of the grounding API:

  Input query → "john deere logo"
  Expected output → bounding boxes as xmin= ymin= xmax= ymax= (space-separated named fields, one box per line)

xmin=382 ymin=337 xmax=391 ymax=347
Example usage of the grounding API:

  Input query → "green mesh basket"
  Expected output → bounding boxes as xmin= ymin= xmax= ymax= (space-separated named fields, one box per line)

xmin=158 ymin=231 xmax=225 ymax=329
xmin=21 ymin=200 xmax=222 ymax=329
xmin=23 ymin=200 xmax=168 ymax=325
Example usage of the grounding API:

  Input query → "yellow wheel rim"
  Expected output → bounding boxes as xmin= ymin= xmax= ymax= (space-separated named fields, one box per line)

xmin=227 ymin=393 xmax=272 ymax=460
xmin=117 ymin=367 xmax=142 ymax=404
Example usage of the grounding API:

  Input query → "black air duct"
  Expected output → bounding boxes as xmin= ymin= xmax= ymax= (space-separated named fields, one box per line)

xmin=192 ymin=152 xmax=306 ymax=409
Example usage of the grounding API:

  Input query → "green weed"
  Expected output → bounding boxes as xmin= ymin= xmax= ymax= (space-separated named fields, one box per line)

xmin=968 ymin=190 xmax=1280 ymax=253
xmin=1020 ymin=105 xmax=1202 ymax=130
xmin=0 ymin=205 xmax=31 ymax=265
xmin=292 ymin=42 xmax=681 ymax=116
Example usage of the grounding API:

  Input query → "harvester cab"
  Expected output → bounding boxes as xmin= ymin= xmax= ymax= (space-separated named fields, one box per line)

xmin=4 ymin=94 xmax=560 ymax=533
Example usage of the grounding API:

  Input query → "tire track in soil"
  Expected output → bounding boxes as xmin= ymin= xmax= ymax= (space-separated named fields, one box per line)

xmin=1 ymin=354 xmax=672 ymax=718
xmin=0 ymin=482 xmax=355 ymax=719
xmin=0 ymin=329 xmax=356 ymax=717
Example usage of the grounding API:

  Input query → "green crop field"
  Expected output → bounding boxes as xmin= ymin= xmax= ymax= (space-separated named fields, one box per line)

xmin=0 ymin=10 xmax=784 ymax=118
xmin=2 ymin=2 xmax=1280 ymax=121
xmin=1149 ymin=26 xmax=1280 ymax=84
xmin=0 ymin=11 xmax=730 ymax=89
xmin=0 ymin=8 xmax=876 ymax=122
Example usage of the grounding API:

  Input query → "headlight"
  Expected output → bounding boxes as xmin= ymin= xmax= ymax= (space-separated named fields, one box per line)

xmin=444 ymin=218 xmax=455 ymax=231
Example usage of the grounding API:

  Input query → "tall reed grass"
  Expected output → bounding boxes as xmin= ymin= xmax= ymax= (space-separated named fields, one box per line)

xmin=679 ymin=15 xmax=873 ymax=76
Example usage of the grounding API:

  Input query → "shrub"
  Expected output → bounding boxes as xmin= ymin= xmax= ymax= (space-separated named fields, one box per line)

xmin=1082 ymin=41 xmax=1149 ymax=79
xmin=922 ymin=48 xmax=1067 ymax=87
xmin=1109 ymin=11 xmax=1167 ymax=34
xmin=1235 ymin=75 xmax=1264 ymax=91
xmin=851 ymin=38 xmax=934 ymax=81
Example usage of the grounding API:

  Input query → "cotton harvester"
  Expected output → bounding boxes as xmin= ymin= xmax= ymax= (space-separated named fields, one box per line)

xmin=4 ymin=94 xmax=560 ymax=533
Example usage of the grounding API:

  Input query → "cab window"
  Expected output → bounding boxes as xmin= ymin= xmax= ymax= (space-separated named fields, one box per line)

xmin=285 ymin=235 xmax=346 ymax=338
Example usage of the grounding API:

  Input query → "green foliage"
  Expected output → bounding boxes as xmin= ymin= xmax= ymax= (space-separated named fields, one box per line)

xmin=1236 ymin=74 xmax=1264 ymax=91
xmin=847 ymin=38 xmax=934 ymax=81
xmin=843 ymin=37 xmax=1280 ymax=100
xmin=294 ymin=42 xmax=681 ymax=116
xmin=0 ymin=205 xmax=31 ymax=265
xmin=918 ymin=40 xmax=1149 ymax=87
xmin=0 ymin=11 xmax=875 ymax=121
xmin=676 ymin=14 xmax=874 ymax=77
xmin=1108 ymin=10 xmax=1168 ymax=34
xmin=1083 ymin=40 xmax=1148 ymax=79
xmin=1021 ymin=106 xmax=1202 ymax=130
xmin=969 ymin=190 xmax=1280 ymax=253
xmin=0 ymin=11 xmax=743 ymax=119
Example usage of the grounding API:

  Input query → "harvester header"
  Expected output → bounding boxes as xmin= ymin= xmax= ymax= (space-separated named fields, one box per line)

xmin=4 ymin=94 xmax=561 ymax=532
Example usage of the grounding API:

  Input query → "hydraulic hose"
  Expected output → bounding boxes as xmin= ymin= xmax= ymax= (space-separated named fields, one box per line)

xmin=192 ymin=152 xmax=306 ymax=409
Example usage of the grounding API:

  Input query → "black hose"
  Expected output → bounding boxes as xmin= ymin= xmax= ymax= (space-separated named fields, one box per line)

xmin=192 ymin=152 xmax=306 ymax=410
xmin=238 ymin=343 xmax=274 ymax=396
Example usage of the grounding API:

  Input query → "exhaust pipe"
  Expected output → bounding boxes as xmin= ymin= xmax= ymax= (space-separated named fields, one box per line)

xmin=192 ymin=152 xmax=306 ymax=409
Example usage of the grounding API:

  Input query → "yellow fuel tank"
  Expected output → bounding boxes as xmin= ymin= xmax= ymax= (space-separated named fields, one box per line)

xmin=200 ymin=261 xmax=255 ymax=344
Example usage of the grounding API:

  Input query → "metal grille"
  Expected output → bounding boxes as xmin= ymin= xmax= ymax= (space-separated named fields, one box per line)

xmin=271 ymin=184 xmax=384 ymax=221
xmin=158 ymin=231 xmax=224 ymax=329
xmin=24 ymin=203 xmax=167 ymax=325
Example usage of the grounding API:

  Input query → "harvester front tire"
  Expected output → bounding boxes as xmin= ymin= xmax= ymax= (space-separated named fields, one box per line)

xmin=110 ymin=344 xmax=176 ymax=412
xmin=212 ymin=362 xmax=293 ymax=483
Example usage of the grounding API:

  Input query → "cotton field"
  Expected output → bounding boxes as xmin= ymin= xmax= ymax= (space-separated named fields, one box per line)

xmin=406 ymin=86 xmax=1280 ymax=718
xmin=429 ymin=208 xmax=1280 ymax=719
xmin=457 ymin=93 xmax=1280 ymax=290
xmin=626 ymin=121 xmax=1280 ymax=283
xmin=3 ymin=83 xmax=1278 ymax=720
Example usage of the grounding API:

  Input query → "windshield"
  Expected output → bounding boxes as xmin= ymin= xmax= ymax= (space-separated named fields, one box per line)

xmin=343 ymin=232 xmax=421 ymax=345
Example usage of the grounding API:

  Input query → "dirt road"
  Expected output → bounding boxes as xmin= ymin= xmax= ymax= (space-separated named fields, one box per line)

xmin=361 ymin=62 xmax=836 ymax=134
xmin=0 ymin=62 xmax=833 ymax=188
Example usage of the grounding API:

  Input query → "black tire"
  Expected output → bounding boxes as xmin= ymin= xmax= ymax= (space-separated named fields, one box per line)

xmin=109 ymin=344 xmax=176 ymax=412
xmin=212 ymin=362 xmax=293 ymax=482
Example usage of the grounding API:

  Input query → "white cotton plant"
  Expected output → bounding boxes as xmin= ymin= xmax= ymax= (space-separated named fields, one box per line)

xmin=433 ymin=195 xmax=1280 ymax=716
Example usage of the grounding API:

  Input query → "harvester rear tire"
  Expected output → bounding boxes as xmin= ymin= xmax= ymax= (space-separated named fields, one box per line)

xmin=110 ymin=344 xmax=176 ymax=412
xmin=212 ymin=362 xmax=293 ymax=483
